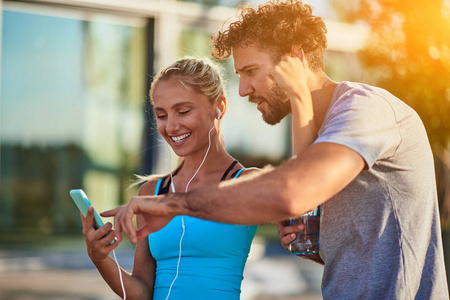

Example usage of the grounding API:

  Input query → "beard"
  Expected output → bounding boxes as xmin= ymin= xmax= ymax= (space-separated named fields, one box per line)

xmin=251 ymin=83 xmax=291 ymax=125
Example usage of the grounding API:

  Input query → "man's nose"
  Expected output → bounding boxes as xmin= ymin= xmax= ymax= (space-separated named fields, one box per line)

xmin=238 ymin=78 xmax=254 ymax=97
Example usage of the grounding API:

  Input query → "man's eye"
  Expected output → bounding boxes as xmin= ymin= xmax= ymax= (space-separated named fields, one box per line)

xmin=179 ymin=110 xmax=190 ymax=115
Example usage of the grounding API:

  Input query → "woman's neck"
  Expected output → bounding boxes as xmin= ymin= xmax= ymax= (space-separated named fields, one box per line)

xmin=183 ymin=142 xmax=231 ymax=173
xmin=173 ymin=140 xmax=235 ymax=192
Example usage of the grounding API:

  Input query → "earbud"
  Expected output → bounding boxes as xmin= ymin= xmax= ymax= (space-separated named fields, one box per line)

xmin=216 ymin=108 xmax=221 ymax=121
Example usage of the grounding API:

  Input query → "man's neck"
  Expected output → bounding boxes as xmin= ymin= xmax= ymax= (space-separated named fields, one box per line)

xmin=309 ymin=74 xmax=339 ymax=132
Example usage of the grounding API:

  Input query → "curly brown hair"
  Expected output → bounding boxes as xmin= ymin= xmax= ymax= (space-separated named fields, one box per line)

xmin=211 ymin=0 xmax=327 ymax=72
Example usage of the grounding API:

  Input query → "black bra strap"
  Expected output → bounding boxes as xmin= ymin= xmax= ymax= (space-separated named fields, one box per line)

xmin=160 ymin=167 xmax=181 ymax=194
xmin=159 ymin=160 xmax=239 ymax=194
xmin=230 ymin=168 xmax=242 ymax=178
xmin=220 ymin=160 xmax=238 ymax=181
xmin=159 ymin=176 xmax=170 ymax=194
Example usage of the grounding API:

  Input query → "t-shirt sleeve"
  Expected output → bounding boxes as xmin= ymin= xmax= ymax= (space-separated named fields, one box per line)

xmin=314 ymin=88 xmax=402 ymax=168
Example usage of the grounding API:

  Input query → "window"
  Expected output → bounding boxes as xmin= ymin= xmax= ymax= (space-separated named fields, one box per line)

xmin=1 ymin=4 xmax=148 ymax=235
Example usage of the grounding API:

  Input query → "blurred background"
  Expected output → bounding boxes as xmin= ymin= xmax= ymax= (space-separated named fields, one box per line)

xmin=0 ymin=0 xmax=449 ymax=299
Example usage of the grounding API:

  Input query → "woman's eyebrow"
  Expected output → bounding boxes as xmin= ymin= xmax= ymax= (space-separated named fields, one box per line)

xmin=171 ymin=101 xmax=193 ymax=109
xmin=154 ymin=101 xmax=193 ymax=112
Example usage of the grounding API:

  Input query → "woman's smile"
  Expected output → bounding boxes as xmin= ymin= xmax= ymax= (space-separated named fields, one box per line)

xmin=171 ymin=133 xmax=191 ymax=144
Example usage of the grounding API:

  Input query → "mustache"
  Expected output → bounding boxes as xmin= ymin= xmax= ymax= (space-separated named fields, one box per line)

xmin=249 ymin=95 xmax=267 ymax=103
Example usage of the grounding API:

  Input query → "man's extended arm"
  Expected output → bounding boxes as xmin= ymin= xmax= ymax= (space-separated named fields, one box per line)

xmin=104 ymin=142 xmax=365 ymax=243
xmin=181 ymin=142 xmax=364 ymax=224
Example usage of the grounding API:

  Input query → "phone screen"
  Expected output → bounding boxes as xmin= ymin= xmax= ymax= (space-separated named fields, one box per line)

xmin=70 ymin=189 xmax=104 ymax=230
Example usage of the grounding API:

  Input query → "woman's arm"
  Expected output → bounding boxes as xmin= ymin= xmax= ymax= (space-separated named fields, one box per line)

xmin=126 ymin=214 xmax=156 ymax=299
xmin=82 ymin=209 xmax=151 ymax=299
xmin=82 ymin=181 xmax=159 ymax=299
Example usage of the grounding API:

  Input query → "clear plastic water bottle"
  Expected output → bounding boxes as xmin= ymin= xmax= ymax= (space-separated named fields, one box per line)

xmin=286 ymin=206 xmax=320 ymax=255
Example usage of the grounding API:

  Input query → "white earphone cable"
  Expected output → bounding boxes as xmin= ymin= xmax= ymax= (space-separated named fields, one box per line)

xmin=112 ymin=249 xmax=126 ymax=300
xmin=164 ymin=215 xmax=185 ymax=300
xmin=184 ymin=123 xmax=216 ymax=193
xmin=112 ymin=111 xmax=220 ymax=300
xmin=165 ymin=111 xmax=220 ymax=299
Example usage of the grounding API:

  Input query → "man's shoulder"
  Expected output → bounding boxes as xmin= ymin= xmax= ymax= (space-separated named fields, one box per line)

xmin=335 ymin=81 xmax=400 ymax=102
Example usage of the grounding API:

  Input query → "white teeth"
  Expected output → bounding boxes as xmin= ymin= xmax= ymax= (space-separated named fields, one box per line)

xmin=171 ymin=133 xmax=191 ymax=143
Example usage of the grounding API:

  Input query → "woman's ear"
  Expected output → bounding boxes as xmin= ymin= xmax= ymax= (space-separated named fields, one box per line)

xmin=216 ymin=96 xmax=227 ymax=120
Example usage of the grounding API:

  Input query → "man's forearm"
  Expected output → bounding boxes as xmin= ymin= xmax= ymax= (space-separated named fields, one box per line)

xmin=181 ymin=169 xmax=280 ymax=224
xmin=173 ymin=143 xmax=364 ymax=226
xmin=178 ymin=164 xmax=304 ymax=225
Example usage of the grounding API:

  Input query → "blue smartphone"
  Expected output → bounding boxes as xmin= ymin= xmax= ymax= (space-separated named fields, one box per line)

xmin=70 ymin=189 xmax=104 ymax=230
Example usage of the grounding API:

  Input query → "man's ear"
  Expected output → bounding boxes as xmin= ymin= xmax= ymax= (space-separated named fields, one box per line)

xmin=290 ymin=45 xmax=305 ymax=61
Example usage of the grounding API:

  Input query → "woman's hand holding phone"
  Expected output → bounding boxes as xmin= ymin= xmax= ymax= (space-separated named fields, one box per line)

xmin=81 ymin=206 xmax=119 ymax=264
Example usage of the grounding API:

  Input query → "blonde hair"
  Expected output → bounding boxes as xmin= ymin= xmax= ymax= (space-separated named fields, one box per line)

xmin=150 ymin=57 xmax=226 ymax=105
xmin=132 ymin=57 xmax=227 ymax=188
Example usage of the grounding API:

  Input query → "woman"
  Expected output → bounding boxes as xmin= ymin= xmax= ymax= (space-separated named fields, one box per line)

xmin=81 ymin=57 xmax=258 ymax=299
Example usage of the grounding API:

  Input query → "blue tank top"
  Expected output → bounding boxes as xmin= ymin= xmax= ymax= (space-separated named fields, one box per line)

xmin=148 ymin=163 xmax=258 ymax=300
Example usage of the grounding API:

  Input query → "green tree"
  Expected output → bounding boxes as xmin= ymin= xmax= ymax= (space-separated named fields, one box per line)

xmin=342 ymin=0 xmax=450 ymax=223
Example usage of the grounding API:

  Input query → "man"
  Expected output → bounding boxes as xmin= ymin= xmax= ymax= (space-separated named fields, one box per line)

xmin=105 ymin=0 xmax=448 ymax=298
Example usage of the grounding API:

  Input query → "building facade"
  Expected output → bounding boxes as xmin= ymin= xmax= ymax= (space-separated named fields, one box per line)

xmin=0 ymin=0 xmax=366 ymax=236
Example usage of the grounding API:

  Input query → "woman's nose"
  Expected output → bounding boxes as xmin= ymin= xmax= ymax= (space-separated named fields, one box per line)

xmin=165 ymin=115 xmax=180 ymax=133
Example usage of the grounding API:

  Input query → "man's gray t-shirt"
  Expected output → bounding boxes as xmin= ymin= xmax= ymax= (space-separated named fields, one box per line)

xmin=314 ymin=81 xmax=448 ymax=299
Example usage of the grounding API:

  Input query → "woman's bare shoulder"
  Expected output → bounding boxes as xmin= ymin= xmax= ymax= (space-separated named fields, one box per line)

xmin=238 ymin=167 xmax=261 ymax=176
xmin=137 ymin=177 xmax=166 ymax=196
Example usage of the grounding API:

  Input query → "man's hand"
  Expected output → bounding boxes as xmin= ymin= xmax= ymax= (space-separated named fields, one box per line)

xmin=269 ymin=55 xmax=309 ymax=101
xmin=274 ymin=220 xmax=304 ymax=251
xmin=269 ymin=53 xmax=316 ymax=156
xmin=101 ymin=195 xmax=175 ymax=244
xmin=274 ymin=220 xmax=324 ymax=265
